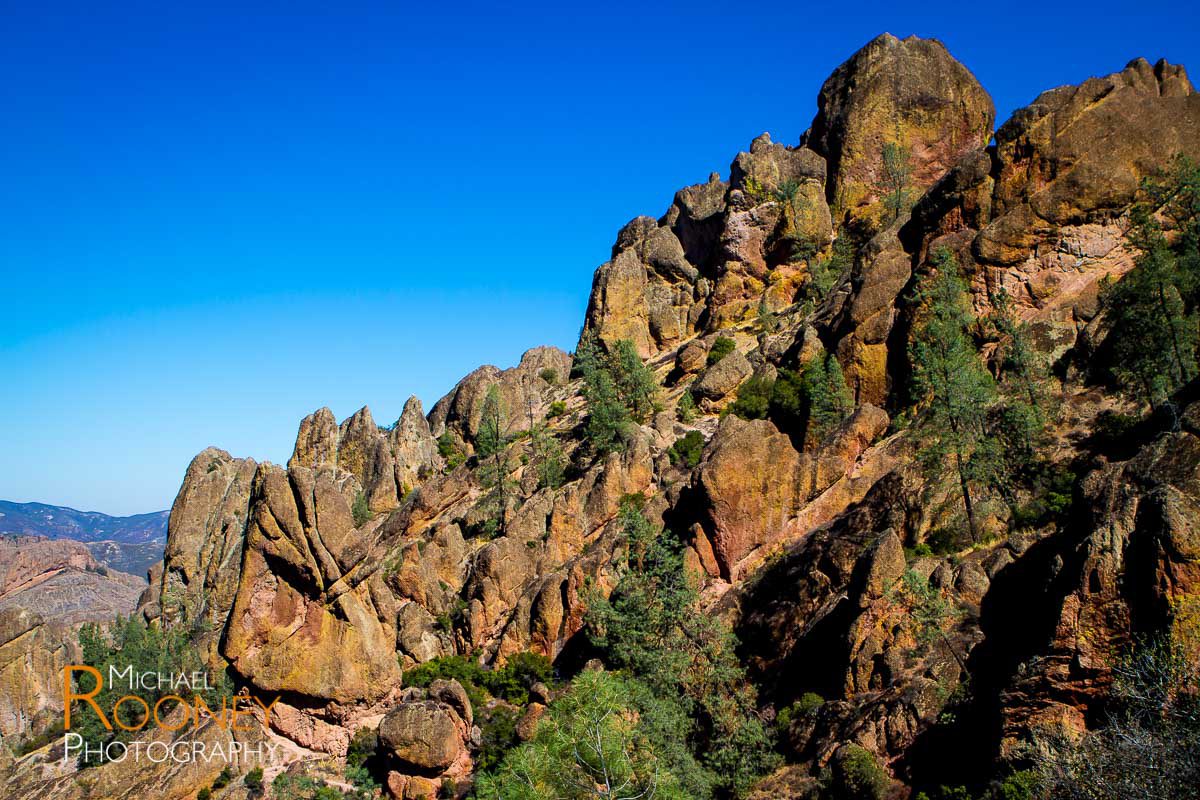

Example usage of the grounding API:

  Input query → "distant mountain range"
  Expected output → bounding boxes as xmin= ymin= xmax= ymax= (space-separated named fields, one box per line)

xmin=0 ymin=501 xmax=168 ymax=577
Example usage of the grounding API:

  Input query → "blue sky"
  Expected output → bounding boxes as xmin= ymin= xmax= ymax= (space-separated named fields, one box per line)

xmin=2 ymin=2 xmax=1197 ymax=515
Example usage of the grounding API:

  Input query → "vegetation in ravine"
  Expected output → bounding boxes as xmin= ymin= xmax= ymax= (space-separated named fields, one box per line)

xmin=473 ymin=500 xmax=778 ymax=799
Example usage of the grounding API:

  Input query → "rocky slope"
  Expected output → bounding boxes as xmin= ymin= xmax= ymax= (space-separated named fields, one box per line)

xmin=0 ymin=537 xmax=145 ymax=625
xmin=0 ymin=537 xmax=146 ymax=743
xmin=4 ymin=32 xmax=1200 ymax=800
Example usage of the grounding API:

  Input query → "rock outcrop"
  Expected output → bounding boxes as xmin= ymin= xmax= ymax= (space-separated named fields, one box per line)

xmin=146 ymin=447 xmax=256 ymax=661
xmin=222 ymin=460 xmax=402 ymax=704
xmin=0 ymin=607 xmax=73 ymax=738
xmin=805 ymin=33 xmax=994 ymax=226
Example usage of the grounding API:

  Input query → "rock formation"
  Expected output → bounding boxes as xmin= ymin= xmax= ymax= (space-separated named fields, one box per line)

xmin=5 ymin=32 xmax=1200 ymax=800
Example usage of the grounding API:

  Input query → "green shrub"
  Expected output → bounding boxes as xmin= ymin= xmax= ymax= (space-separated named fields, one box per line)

xmin=676 ymin=390 xmax=697 ymax=423
xmin=539 ymin=367 xmax=559 ymax=385
xmin=828 ymin=744 xmax=888 ymax=800
xmin=1012 ymin=464 xmax=1076 ymax=528
xmin=244 ymin=766 xmax=264 ymax=794
xmin=706 ymin=336 xmax=736 ymax=366
xmin=487 ymin=651 xmax=554 ymax=705
xmin=995 ymin=770 xmax=1039 ymax=800
xmin=403 ymin=651 xmax=553 ymax=711
xmin=802 ymin=234 xmax=854 ymax=304
xmin=404 ymin=655 xmax=487 ymax=708
xmin=547 ymin=400 xmax=567 ymax=418
xmin=915 ymin=787 xmax=973 ymax=800
xmin=473 ymin=670 xmax=692 ymax=800
xmin=346 ymin=763 xmax=378 ymax=796
xmin=906 ymin=542 xmax=934 ymax=560
xmin=213 ymin=766 xmax=234 ymax=788
xmin=757 ymin=295 xmax=780 ymax=333
xmin=926 ymin=527 xmax=967 ymax=556
xmin=796 ymin=691 xmax=824 ymax=716
xmin=776 ymin=692 xmax=824 ymax=732
xmin=437 ymin=432 xmax=465 ymax=469
xmin=197 ymin=789 xmax=211 ymax=800
xmin=476 ymin=706 xmax=520 ymax=773
xmin=729 ymin=375 xmax=774 ymax=420
xmin=271 ymin=773 xmax=345 ymax=800
xmin=890 ymin=570 xmax=954 ymax=652
xmin=351 ymin=491 xmax=371 ymax=527
xmin=346 ymin=726 xmax=378 ymax=769
xmin=433 ymin=597 xmax=468 ymax=634
xmin=668 ymin=430 xmax=704 ymax=469
xmin=14 ymin=721 xmax=64 ymax=756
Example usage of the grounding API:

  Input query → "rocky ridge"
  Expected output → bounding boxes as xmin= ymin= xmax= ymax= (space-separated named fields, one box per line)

xmin=4 ymin=32 xmax=1200 ymax=800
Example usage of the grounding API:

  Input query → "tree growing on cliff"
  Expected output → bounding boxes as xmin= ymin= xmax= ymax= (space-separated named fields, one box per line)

xmin=609 ymin=339 xmax=659 ymax=422
xmin=730 ymin=354 xmax=852 ymax=447
xmin=802 ymin=351 xmax=854 ymax=444
xmin=574 ymin=334 xmax=659 ymax=456
xmin=878 ymin=141 xmax=913 ymax=224
xmin=1100 ymin=156 xmax=1200 ymax=413
xmin=477 ymin=384 xmax=515 ymax=536
xmin=530 ymin=423 xmax=566 ymax=490
xmin=585 ymin=505 xmax=779 ymax=796
xmin=908 ymin=249 xmax=998 ymax=543
xmin=986 ymin=287 xmax=1050 ymax=463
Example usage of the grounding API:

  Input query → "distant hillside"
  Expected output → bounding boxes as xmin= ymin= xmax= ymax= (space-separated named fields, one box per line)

xmin=0 ymin=500 xmax=167 ymax=544
xmin=0 ymin=536 xmax=145 ymax=624
xmin=0 ymin=501 xmax=168 ymax=577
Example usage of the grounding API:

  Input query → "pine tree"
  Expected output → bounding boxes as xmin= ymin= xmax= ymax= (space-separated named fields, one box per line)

xmin=530 ymin=423 xmax=565 ymax=490
xmin=986 ymin=287 xmax=1052 ymax=499
xmin=878 ymin=141 xmax=913 ymax=224
xmin=574 ymin=334 xmax=659 ymax=456
xmin=585 ymin=505 xmax=779 ymax=796
xmin=1101 ymin=163 xmax=1200 ymax=412
xmin=802 ymin=352 xmax=853 ymax=444
xmin=608 ymin=339 xmax=658 ymax=422
xmin=583 ymin=365 xmax=632 ymax=456
xmin=477 ymin=384 xmax=513 ymax=535
xmin=908 ymin=249 xmax=998 ymax=543
xmin=1106 ymin=241 xmax=1195 ymax=408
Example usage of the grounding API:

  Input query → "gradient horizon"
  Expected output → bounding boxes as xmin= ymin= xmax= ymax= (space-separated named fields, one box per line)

xmin=3 ymin=1 xmax=1197 ymax=515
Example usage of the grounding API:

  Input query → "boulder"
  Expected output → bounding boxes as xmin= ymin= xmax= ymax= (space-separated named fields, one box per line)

xmin=698 ymin=416 xmax=805 ymax=579
xmin=379 ymin=701 xmax=464 ymax=772
xmin=429 ymin=678 xmax=473 ymax=725
xmin=693 ymin=350 xmax=753 ymax=401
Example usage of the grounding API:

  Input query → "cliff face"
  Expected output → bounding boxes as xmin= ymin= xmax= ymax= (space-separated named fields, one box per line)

xmin=5 ymin=32 xmax=1200 ymax=800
